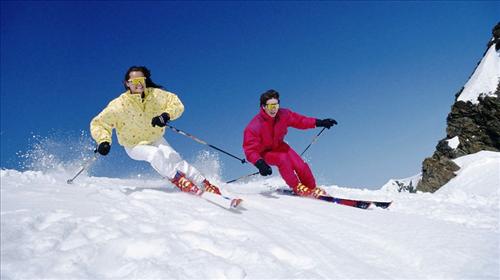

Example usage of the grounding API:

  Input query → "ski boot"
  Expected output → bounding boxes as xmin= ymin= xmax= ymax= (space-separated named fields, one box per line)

xmin=170 ymin=171 xmax=203 ymax=195
xmin=294 ymin=183 xmax=313 ymax=197
xmin=311 ymin=187 xmax=327 ymax=198
xmin=202 ymin=179 xmax=222 ymax=195
xmin=294 ymin=183 xmax=327 ymax=199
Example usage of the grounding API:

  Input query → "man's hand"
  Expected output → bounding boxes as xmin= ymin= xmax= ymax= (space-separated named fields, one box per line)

xmin=315 ymin=118 xmax=337 ymax=129
xmin=255 ymin=159 xmax=272 ymax=176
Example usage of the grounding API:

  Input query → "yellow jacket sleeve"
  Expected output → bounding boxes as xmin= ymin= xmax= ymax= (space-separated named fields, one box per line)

xmin=161 ymin=90 xmax=184 ymax=121
xmin=90 ymin=100 xmax=120 ymax=144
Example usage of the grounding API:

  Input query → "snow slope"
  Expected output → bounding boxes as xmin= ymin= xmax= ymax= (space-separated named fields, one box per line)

xmin=1 ymin=152 xmax=499 ymax=279
xmin=458 ymin=44 xmax=500 ymax=104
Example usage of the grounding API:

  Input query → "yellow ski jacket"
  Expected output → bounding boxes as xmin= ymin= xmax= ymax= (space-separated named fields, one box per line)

xmin=90 ymin=88 xmax=184 ymax=147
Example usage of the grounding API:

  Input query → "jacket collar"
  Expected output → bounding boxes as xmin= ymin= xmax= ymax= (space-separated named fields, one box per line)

xmin=125 ymin=88 xmax=152 ymax=102
xmin=259 ymin=107 xmax=280 ymax=122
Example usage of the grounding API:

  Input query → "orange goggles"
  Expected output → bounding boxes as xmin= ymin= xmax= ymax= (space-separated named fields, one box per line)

xmin=128 ymin=77 xmax=146 ymax=86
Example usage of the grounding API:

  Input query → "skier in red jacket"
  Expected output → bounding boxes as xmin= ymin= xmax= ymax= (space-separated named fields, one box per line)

xmin=243 ymin=89 xmax=337 ymax=198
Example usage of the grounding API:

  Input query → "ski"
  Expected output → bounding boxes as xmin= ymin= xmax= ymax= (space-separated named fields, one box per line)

xmin=368 ymin=201 xmax=392 ymax=209
xmin=169 ymin=172 xmax=243 ymax=210
xmin=317 ymin=195 xmax=372 ymax=209
xmin=276 ymin=188 xmax=391 ymax=209
xmin=199 ymin=190 xmax=243 ymax=210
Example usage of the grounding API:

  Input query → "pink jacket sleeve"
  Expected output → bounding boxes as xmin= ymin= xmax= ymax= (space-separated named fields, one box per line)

xmin=286 ymin=110 xmax=317 ymax=130
xmin=243 ymin=127 xmax=262 ymax=165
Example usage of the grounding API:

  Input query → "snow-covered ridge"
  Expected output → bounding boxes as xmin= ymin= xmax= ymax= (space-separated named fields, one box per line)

xmin=380 ymin=173 xmax=421 ymax=193
xmin=457 ymin=44 xmax=500 ymax=104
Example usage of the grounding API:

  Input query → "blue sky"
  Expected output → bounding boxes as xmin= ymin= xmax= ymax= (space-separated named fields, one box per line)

xmin=1 ymin=1 xmax=498 ymax=188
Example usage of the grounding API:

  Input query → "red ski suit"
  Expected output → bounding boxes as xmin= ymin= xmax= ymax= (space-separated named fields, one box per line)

xmin=243 ymin=107 xmax=317 ymax=189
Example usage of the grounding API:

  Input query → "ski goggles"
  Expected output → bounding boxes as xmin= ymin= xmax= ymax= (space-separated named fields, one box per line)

xmin=128 ymin=77 xmax=146 ymax=86
xmin=264 ymin=103 xmax=280 ymax=110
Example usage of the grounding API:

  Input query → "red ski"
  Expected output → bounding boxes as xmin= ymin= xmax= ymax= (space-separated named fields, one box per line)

xmin=277 ymin=188 xmax=391 ymax=209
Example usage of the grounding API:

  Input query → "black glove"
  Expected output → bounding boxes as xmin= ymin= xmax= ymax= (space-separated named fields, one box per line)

xmin=151 ymin=112 xmax=170 ymax=127
xmin=255 ymin=159 xmax=272 ymax=176
xmin=315 ymin=118 xmax=337 ymax=129
xmin=96 ymin=142 xmax=111 ymax=156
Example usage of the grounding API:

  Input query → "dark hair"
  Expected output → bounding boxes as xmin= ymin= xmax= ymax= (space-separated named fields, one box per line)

xmin=260 ymin=89 xmax=280 ymax=106
xmin=123 ymin=66 xmax=163 ymax=90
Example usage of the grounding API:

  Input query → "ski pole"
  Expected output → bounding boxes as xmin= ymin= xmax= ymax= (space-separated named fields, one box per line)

xmin=66 ymin=153 xmax=98 ymax=184
xmin=226 ymin=126 xmax=331 ymax=184
xmin=165 ymin=124 xmax=246 ymax=164
xmin=226 ymin=171 xmax=259 ymax=184
xmin=300 ymin=127 xmax=326 ymax=157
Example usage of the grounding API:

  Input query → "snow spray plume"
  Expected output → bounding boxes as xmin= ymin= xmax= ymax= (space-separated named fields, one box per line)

xmin=17 ymin=130 xmax=95 ymax=175
xmin=192 ymin=150 xmax=223 ymax=183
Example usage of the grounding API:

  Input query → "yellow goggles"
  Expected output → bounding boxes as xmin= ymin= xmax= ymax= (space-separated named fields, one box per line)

xmin=128 ymin=77 xmax=146 ymax=86
xmin=264 ymin=103 xmax=280 ymax=110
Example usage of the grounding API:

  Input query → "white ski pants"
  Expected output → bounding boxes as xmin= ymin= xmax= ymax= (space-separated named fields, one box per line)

xmin=125 ymin=137 xmax=205 ymax=186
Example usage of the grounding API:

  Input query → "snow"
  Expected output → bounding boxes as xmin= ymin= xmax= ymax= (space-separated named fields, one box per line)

xmin=446 ymin=136 xmax=460 ymax=149
xmin=457 ymin=44 xmax=500 ymax=104
xmin=1 ymin=151 xmax=499 ymax=279
xmin=438 ymin=151 xmax=500 ymax=198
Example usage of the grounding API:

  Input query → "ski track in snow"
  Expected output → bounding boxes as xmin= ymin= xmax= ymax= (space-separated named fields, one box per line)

xmin=1 ymin=158 xmax=499 ymax=280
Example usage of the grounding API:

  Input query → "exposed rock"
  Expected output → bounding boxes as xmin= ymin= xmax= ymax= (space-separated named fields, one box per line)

xmin=488 ymin=22 xmax=500 ymax=51
xmin=445 ymin=96 xmax=500 ymax=157
xmin=418 ymin=155 xmax=460 ymax=193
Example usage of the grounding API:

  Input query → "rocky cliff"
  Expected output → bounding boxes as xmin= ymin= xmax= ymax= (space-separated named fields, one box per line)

xmin=417 ymin=23 xmax=500 ymax=193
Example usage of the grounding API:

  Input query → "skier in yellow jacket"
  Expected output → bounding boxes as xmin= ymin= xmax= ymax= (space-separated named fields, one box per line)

xmin=90 ymin=66 xmax=221 ymax=195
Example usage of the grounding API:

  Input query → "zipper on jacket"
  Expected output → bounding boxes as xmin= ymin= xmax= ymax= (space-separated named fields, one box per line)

xmin=271 ymin=115 xmax=277 ymax=148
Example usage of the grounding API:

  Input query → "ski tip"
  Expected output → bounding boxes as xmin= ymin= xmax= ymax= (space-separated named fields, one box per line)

xmin=230 ymin=198 xmax=243 ymax=208
xmin=373 ymin=201 xmax=392 ymax=209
